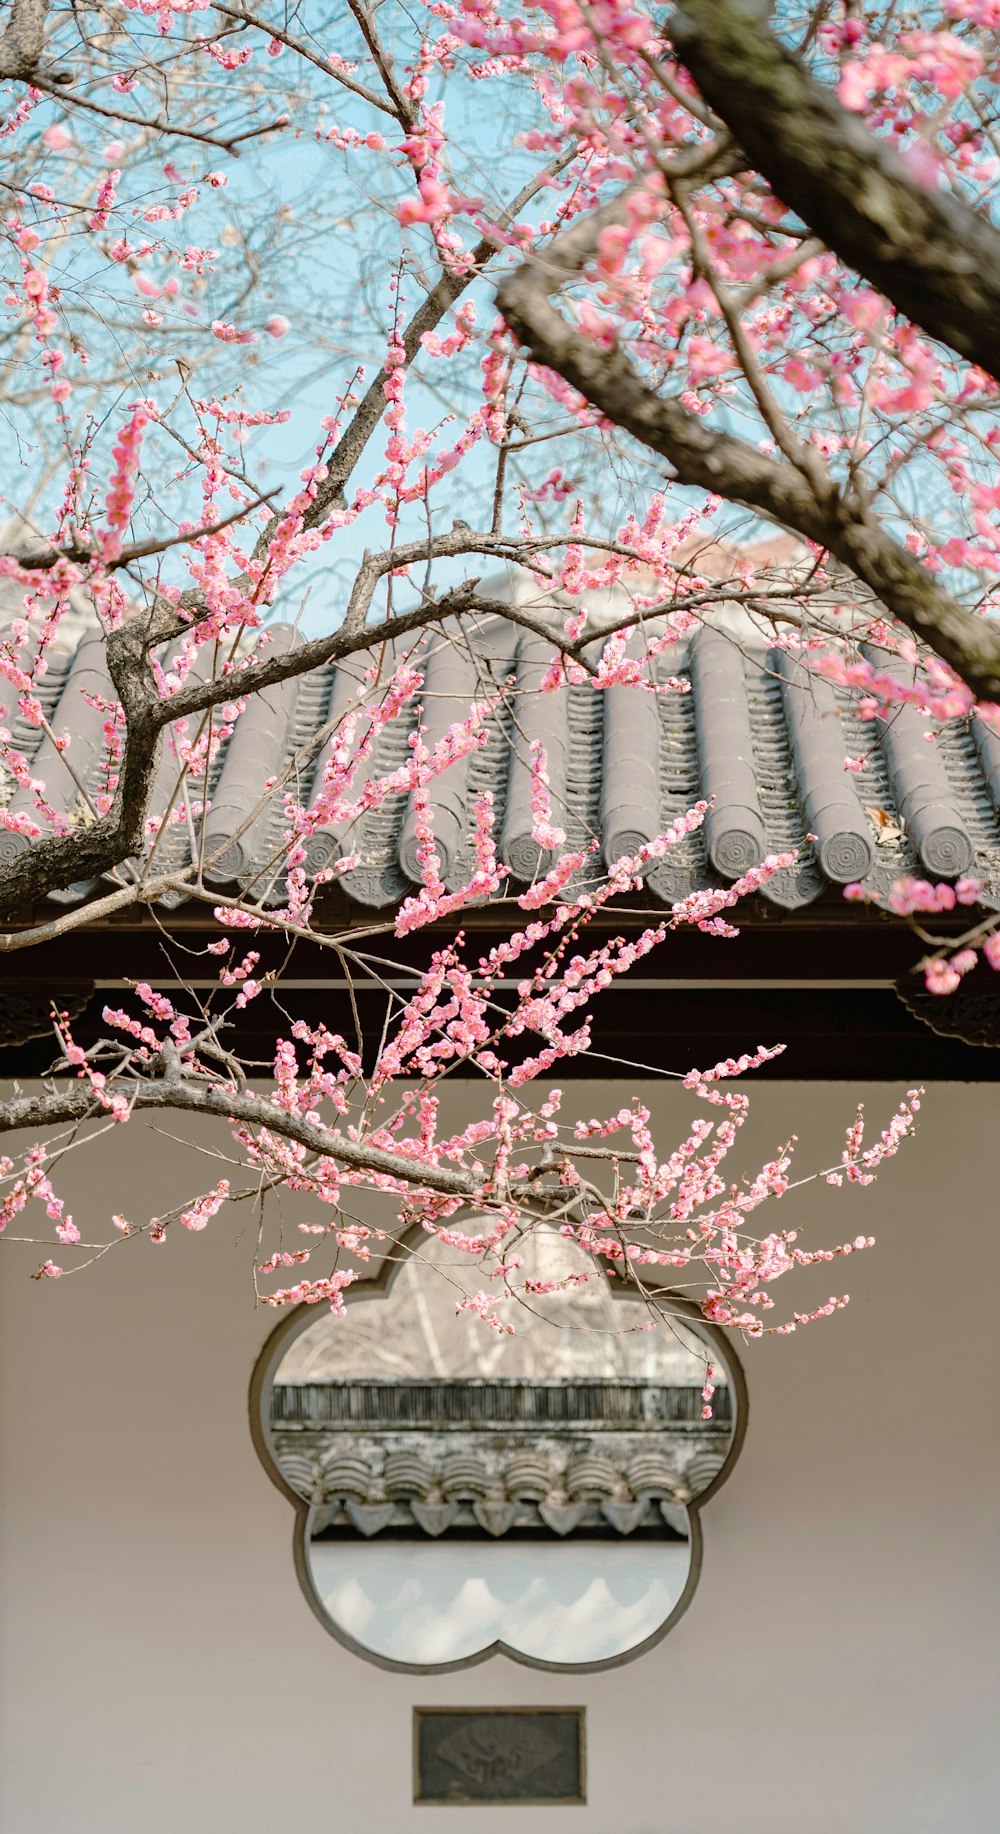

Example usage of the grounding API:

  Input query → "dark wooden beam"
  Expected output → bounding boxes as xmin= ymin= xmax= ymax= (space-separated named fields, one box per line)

xmin=0 ymin=984 xmax=994 ymax=1081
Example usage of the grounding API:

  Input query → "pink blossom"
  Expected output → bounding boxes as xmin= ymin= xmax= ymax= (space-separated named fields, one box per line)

xmin=983 ymin=931 xmax=1000 ymax=970
xmin=32 ymin=1259 xmax=63 ymax=1279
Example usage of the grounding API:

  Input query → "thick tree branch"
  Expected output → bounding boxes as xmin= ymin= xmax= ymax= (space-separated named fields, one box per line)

xmin=0 ymin=1075 xmax=484 ymax=1199
xmin=0 ymin=573 xmax=487 ymax=919
xmin=0 ymin=545 xmax=597 ymax=919
xmin=8 ymin=498 xmax=767 ymax=921
xmin=669 ymin=0 xmax=1000 ymax=380
xmin=497 ymin=190 xmax=1000 ymax=701
xmin=0 ymin=619 xmax=165 ymax=922
xmin=0 ymin=0 xmax=50 ymax=77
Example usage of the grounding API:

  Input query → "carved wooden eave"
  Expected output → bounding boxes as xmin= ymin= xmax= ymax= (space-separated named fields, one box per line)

xmin=895 ymin=963 xmax=1000 ymax=1049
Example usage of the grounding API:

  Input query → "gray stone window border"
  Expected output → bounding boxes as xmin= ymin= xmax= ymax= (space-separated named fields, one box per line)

xmin=249 ymin=1225 xmax=749 ymax=1675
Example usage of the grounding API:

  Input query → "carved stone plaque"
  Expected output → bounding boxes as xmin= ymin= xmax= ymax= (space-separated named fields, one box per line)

xmin=414 ymin=1708 xmax=585 ymax=1806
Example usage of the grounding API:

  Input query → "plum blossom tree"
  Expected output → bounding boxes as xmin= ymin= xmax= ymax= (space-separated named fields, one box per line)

xmin=0 ymin=0 xmax=991 ymax=1343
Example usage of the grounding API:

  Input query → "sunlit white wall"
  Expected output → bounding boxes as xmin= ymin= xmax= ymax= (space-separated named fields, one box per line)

xmin=1 ymin=1081 xmax=997 ymax=1833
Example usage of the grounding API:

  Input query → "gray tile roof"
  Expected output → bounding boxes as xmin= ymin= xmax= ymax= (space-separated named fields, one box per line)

xmin=269 ymin=1378 xmax=731 ymax=1538
xmin=3 ymin=609 xmax=1000 ymax=915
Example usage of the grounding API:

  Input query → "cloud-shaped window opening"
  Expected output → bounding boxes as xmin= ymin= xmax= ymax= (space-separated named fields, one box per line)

xmin=251 ymin=1226 xmax=746 ymax=1673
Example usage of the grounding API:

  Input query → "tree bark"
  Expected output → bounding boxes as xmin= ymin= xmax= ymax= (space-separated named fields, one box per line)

xmin=498 ymin=193 xmax=1000 ymax=703
xmin=669 ymin=0 xmax=1000 ymax=381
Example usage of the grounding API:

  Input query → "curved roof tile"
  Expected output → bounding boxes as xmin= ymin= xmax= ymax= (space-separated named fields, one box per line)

xmin=500 ymin=631 xmax=568 ymax=882
xmin=774 ymin=648 xmax=874 ymax=884
xmin=398 ymin=632 xmax=483 ymax=889
xmin=5 ymin=612 xmax=1000 ymax=916
xmin=690 ymin=625 xmax=768 ymax=877
xmin=864 ymin=643 xmax=975 ymax=879
xmin=602 ymin=648 xmax=662 ymax=871
xmin=201 ymin=623 xmax=302 ymax=891
xmin=0 ymin=626 xmax=115 ymax=903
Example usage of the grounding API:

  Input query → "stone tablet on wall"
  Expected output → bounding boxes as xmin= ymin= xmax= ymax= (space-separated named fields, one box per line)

xmin=413 ymin=1708 xmax=585 ymax=1805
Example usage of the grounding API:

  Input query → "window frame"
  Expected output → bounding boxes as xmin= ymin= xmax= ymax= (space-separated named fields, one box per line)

xmin=249 ymin=1222 xmax=749 ymax=1676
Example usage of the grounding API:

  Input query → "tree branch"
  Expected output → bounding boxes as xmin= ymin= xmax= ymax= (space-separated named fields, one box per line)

xmin=0 ymin=558 xmax=563 ymax=919
xmin=0 ymin=0 xmax=51 ymax=78
xmin=0 ymin=1075 xmax=483 ymax=1199
xmin=669 ymin=0 xmax=1000 ymax=380
xmin=212 ymin=4 xmax=398 ymax=116
xmin=299 ymin=142 xmax=582 ymax=532
xmin=497 ymin=185 xmax=1000 ymax=701
xmin=8 ymin=491 xmax=278 ymax=574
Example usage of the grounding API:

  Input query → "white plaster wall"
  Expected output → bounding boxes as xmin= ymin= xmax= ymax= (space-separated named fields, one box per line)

xmin=1 ymin=1080 xmax=997 ymax=1834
